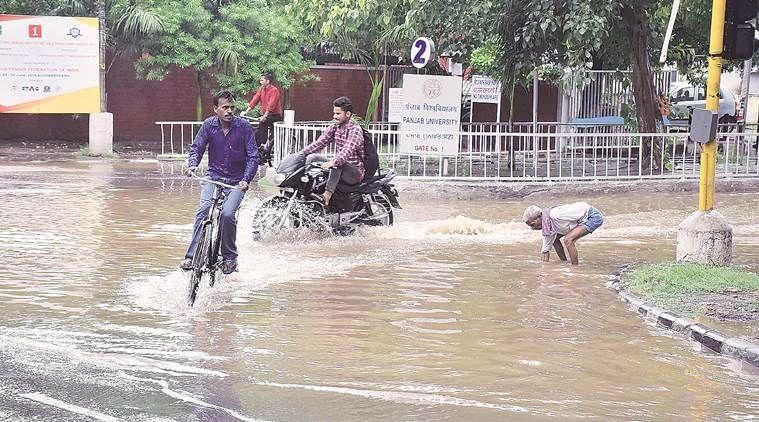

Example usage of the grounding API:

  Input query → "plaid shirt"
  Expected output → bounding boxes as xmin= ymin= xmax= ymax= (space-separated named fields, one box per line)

xmin=301 ymin=120 xmax=365 ymax=178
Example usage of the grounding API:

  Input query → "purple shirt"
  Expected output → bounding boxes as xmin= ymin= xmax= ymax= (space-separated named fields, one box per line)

xmin=188 ymin=115 xmax=259 ymax=183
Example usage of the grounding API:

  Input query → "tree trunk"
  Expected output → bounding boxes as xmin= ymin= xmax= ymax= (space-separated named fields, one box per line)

xmin=621 ymin=2 xmax=664 ymax=173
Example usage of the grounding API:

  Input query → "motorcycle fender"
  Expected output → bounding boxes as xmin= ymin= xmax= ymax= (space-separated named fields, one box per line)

xmin=380 ymin=186 xmax=402 ymax=209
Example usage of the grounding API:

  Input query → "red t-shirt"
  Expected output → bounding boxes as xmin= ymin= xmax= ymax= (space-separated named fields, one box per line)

xmin=248 ymin=85 xmax=283 ymax=116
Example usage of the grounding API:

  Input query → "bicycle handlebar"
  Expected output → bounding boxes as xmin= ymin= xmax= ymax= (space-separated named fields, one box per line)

xmin=189 ymin=171 xmax=242 ymax=190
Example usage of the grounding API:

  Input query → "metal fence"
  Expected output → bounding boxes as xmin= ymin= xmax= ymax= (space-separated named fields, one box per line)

xmin=154 ymin=119 xmax=759 ymax=181
xmin=273 ymin=121 xmax=759 ymax=181
xmin=155 ymin=120 xmax=258 ymax=159
xmin=566 ymin=69 xmax=678 ymax=120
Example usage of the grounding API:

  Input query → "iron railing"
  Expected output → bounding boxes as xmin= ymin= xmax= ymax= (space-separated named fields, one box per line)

xmin=272 ymin=121 xmax=759 ymax=181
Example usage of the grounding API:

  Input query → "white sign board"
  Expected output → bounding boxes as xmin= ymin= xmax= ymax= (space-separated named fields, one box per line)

xmin=0 ymin=14 xmax=100 ymax=113
xmin=399 ymin=74 xmax=462 ymax=155
xmin=387 ymin=88 xmax=404 ymax=122
xmin=410 ymin=37 xmax=435 ymax=69
xmin=471 ymin=75 xmax=501 ymax=104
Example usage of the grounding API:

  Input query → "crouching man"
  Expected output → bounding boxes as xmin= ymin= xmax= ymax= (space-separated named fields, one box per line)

xmin=522 ymin=202 xmax=604 ymax=265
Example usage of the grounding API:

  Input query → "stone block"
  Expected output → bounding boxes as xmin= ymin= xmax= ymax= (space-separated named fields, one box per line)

xmin=657 ymin=312 xmax=678 ymax=328
xmin=689 ymin=324 xmax=709 ymax=342
xmin=701 ymin=330 xmax=727 ymax=353
xmin=676 ymin=210 xmax=733 ymax=265
xmin=89 ymin=112 xmax=113 ymax=155
xmin=671 ymin=317 xmax=696 ymax=333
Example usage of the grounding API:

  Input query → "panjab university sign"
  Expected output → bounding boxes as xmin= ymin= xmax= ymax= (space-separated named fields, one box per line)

xmin=399 ymin=74 xmax=462 ymax=155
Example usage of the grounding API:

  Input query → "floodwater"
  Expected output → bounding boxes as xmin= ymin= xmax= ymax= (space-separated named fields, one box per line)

xmin=0 ymin=159 xmax=757 ymax=421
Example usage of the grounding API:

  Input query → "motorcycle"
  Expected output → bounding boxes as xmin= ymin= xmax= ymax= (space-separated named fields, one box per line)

xmin=251 ymin=153 xmax=401 ymax=239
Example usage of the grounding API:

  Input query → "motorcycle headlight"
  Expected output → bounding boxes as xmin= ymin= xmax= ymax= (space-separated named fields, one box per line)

xmin=273 ymin=173 xmax=286 ymax=186
xmin=300 ymin=175 xmax=309 ymax=183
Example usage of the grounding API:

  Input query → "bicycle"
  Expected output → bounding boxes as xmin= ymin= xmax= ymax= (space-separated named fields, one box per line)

xmin=241 ymin=114 xmax=275 ymax=167
xmin=186 ymin=172 xmax=242 ymax=307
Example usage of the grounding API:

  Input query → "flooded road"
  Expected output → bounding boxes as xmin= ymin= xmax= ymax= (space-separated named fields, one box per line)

xmin=0 ymin=159 xmax=757 ymax=421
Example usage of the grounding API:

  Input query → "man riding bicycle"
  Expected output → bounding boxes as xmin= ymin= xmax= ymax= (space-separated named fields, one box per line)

xmin=180 ymin=90 xmax=259 ymax=275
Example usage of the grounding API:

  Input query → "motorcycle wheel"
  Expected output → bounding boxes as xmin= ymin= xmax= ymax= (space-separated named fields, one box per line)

xmin=369 ymin=194 xmax=394 ymax=226
xmin=252 ymin=196 xmax=296 ymax=240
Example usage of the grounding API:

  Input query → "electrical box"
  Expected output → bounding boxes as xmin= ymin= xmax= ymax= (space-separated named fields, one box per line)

xmin=689 ymin=108 xmax=718 ymax=143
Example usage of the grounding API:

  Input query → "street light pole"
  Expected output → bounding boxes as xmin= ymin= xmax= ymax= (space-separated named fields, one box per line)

xmin=89 ymin=0 xmax=114 ymax=156
xmin=699 ymin=0 xmax=726 ymax=211
xmin=676 ymin=0 xmax=733 ymax=265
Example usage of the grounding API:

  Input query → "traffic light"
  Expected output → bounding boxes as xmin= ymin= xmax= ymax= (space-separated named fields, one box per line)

xmin=723 ymin=0 xmax=759 ymax=60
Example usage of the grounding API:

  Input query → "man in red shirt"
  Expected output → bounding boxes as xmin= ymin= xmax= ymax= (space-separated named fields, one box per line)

xmin=241 ymin=72 xmax=283 ymax=149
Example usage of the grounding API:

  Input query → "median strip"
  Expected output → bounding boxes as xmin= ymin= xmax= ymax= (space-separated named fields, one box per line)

xmin=608 ymin=263 xmax=759 ymax=369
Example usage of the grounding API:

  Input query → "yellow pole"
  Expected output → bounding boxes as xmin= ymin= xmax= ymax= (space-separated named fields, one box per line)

xmin=700 ymin=0 xmax=726 ymax=211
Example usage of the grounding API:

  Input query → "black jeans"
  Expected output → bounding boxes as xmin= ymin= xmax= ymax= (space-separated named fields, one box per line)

xmin=256 ymin=113 xmax=282 ymax=146
xmin=326 ymin=163 xmax=362 ymax=193
xmin=306 ymin=154 xmax=362 ymax=193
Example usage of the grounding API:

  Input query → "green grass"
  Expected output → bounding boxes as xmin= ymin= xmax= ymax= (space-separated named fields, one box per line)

xmin=74 ymin=146 xmax=91 ymax=156
xmin=628 ymin=263 xmax=759 ymax=314
xmin=630 ymin=263 xmax=759 ymax=295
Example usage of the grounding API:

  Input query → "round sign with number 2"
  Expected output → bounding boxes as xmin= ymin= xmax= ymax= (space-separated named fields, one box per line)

xmin=410 ymin=37 xmax=435 ymax=69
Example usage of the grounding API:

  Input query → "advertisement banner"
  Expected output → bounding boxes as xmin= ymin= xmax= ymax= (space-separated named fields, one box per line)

xmin=471 ymin=74 xmax=501 ymax=104
xmin=0 ymin=14 xmax=100 ymax=113
xmin=399 ymin=74 xmax=462 ymax=155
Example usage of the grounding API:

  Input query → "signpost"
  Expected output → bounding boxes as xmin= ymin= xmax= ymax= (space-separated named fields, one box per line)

xmin=410 ymin=37 xmax=435 ymax=69
xmin=399 ymin=74 xmax=462 ymax=155
xmin=0 ymin=14 xmax=99 ymax=113
xmin=470 ymin=74 xmax=502 ymax=123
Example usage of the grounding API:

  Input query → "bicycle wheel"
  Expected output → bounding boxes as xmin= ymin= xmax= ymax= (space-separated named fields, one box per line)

xmin=187 ymin=223 xmax=211 ymax=306
xmin=207 ymin=218 xmax=222 ymax=287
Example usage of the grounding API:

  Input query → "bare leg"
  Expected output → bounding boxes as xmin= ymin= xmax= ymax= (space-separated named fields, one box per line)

xmin=553 ymin=234 xmax=568 ymax=261
xmin=562 ymin=226 xmax=590 ymax=265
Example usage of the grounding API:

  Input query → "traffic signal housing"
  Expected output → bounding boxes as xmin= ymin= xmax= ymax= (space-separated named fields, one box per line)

xmin=723 ymin=0 xmax=759 ymax=60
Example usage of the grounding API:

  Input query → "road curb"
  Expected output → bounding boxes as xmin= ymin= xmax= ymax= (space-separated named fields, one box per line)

xmin=607 ymin=267 xmax=759 ymax=369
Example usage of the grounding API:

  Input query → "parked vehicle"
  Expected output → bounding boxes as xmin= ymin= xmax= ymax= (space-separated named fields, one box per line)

xmin=668 ymin=83 xmax=737 ymax=123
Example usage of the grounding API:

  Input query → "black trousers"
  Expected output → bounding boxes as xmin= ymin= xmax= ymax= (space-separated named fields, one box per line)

xmin=305 ymin=154 xmax=362 ymax=193
xmin=256 ymin=113 xmax=282 ymax=146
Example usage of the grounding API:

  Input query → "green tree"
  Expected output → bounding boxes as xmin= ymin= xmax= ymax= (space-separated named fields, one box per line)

xmin=285 ymin=0 xmax=412 ymax=125
xmin=285 ymin=0 xmax=497 ymax=125
xmin=135 ymin=0 xmax=310 ymax=120
xmin=471 ymin=0 xmax=719 ymax=170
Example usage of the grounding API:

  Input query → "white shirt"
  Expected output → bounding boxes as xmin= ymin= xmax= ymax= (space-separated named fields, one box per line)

xmin=541 ymin=202 xmax=591 ymax=253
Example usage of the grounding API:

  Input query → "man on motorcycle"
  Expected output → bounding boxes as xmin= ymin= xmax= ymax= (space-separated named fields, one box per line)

xmin=298 ymin=96 xmax=365 ymax=206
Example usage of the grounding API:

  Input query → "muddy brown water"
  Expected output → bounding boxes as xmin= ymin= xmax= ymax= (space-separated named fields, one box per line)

xmin=0 ymin=159 xmax=757 ymax=421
